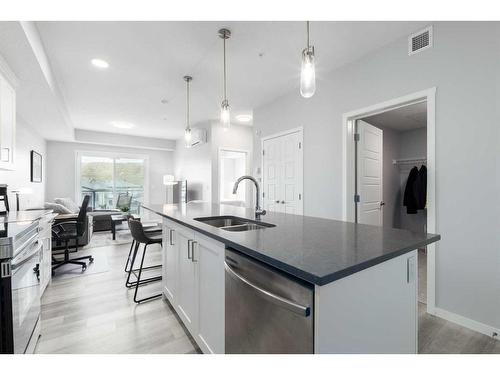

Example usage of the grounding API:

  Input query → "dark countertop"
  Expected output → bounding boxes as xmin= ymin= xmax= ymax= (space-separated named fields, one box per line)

xmin=142 ymin=203 xmax=440 ymax=286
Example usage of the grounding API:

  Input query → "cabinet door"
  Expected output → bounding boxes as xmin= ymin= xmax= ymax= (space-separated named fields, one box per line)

xmin=0 ymin=75 xmax=15 ymax=170
xmin=176 ymin=227 xmax=198 ymax=332
xmin=162 ymin=222 xmax=177 ymax=304
xmin=194 ymin=234 xmax=225 ymax=353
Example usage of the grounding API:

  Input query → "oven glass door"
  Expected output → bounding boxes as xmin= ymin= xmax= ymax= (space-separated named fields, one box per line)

xmin=11 ymin=242 xmax=41 ymax=354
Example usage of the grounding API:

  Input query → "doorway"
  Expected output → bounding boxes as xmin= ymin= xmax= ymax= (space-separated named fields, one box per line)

xmin=342 ymin=88 xmax=437 ymax=314
xmin=261 ymin=127 xmax=303 ymax=215
xmin=218 ymin=148 xmax=248 ymax=207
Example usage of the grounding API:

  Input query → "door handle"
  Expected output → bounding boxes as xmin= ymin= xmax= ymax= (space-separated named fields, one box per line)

xmin=275 ymin=200 xmax=280 ymax=203
xmin=379 ymin=201 xmax=385 ymax=209
xmin=187 ymin=239 xmax=192 ymax=259
xmin=224 ymin=261 xmax=310 ymax=317
xmin=169 ymin=229 xmax=175 ymax=245
xmin=191 ymin=241 xmax=198 ymax=263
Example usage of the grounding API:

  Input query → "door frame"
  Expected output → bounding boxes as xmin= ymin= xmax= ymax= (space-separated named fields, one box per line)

xmin=217 ymin=147 xmax=250 ymax=205
xmin=260 ymin=127 xmax=304 ymax=215
xmin=341 ymin=87 xmax=437 ymax=314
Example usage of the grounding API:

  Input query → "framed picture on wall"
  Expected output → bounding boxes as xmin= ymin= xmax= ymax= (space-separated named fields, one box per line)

xmin=30 ymin=150 xmax=42 ymax=183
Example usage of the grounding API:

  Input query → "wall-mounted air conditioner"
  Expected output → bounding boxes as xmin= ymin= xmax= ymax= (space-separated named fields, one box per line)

xmin=188 ymin=128 xmax=207 ymax=147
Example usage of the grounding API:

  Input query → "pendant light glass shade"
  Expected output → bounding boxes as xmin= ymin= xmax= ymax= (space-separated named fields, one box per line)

xmin=220 ymin=99 xmax=230 ymax=129
xmin=300 ymin=47 xmax=316 ymax=98
xmin=184 ymin=127 xmax=192 ymax=147
xmin=300 ymin=21 xmax=316 ymax=98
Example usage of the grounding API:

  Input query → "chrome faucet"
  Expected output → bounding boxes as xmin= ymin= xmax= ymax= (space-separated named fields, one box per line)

xmin=232 ymin=175 xmax=266 ymax=218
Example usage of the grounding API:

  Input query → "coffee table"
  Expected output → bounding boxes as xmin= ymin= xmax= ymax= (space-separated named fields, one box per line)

xmin=110 ymin=214 xmax=160 ymax=240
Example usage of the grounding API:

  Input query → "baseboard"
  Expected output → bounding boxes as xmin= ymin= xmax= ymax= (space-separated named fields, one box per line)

xmin=433 ymin=307 xmax=499 ymax=340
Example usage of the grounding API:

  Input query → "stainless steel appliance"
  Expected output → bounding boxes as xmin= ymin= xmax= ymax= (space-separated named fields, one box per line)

xmin=225 ymin=248 xmax=314 ymax=353
xmin=0 ymin=221 xmax=41 ymax=354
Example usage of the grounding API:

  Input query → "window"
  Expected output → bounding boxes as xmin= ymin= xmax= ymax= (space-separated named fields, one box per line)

xmin=219 ymin=149 xmax=247 ymax=205
xmin=77 ymin=152 xmax=148 ymax=214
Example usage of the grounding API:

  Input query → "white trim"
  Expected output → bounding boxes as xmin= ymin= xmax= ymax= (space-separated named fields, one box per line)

xmin=67 ymin=140 xmax=174 ymax=152
xmin=217 ymin=147 xmax=249 ymax=205
xmin=342 ymin=87 xmax=437 ymax=313
xmin=74 ymin=150 xmax=150 ymax=208
xmin=0 ymin=53 xmax=19 ymax=88
xmin=260 ymin=127 xmax=304 ymax=215
xmin=434 ymin=307 xmax=499 ymax=340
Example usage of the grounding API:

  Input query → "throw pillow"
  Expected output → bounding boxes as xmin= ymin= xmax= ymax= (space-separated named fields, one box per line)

xmin=54 ymin=197 xmax=80 ymax=213
xmin=44 ymin=202 xmax=73 ymax=214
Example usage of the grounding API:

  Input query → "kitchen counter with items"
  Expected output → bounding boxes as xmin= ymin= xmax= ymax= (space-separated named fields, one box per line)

xmin=142 ymin=202 xmax=440 ymax=354
xmin=0 ymin=209 xmax=56 ymax=354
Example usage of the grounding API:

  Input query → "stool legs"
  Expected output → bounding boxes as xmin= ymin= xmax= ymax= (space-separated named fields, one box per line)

xmin=133 ymin=244 xmax=162 ymax=303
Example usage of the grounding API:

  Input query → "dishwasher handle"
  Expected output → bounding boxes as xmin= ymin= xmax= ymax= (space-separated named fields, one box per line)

xmin=224 ymin=261 xmax=311 ymax=317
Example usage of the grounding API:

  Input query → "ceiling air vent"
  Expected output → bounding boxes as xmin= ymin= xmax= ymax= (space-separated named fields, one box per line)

xmin=408 ymin=26 xmax=433 ymax=56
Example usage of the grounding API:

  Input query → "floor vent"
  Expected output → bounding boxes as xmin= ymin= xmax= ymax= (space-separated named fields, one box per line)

xmin=408 ymin=26 xmax=433 ymax=55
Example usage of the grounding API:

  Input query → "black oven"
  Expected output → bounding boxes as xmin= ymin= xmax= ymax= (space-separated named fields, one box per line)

xmin=0 ymin=222 xmax=41 ymax=354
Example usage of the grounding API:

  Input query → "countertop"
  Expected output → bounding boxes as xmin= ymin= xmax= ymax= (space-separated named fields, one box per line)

xmin=142 ymin=203 xmax=440 ymax=286
xmin=0 ymin=210 xmax=53 ymax=224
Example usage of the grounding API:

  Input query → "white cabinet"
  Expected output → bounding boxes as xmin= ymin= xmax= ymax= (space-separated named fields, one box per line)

xmin=0 ymin=72 xmax=16 ymax=170
xmin=162 ymin=220 xmax=177 ymax=303
xmin=176 ymin=226 xmax=198 ymax=332
xmin=314 ymin=250 xmax=418 ymax=353
xmin=39 ymin=213 xmax=57 ymax=295
xmin=195 ymin=234 xmax=225 ymax=354
xmin=161 ymin=219 xmax=225 ymax=353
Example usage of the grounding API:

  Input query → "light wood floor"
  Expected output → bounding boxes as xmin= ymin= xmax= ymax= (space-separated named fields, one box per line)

xmin=35 ymin=241 xmax=499 ymax=354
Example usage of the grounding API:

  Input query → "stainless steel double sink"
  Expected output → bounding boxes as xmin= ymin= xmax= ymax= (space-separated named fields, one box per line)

xmin=194 ymin=216 xmax=276 ymax=232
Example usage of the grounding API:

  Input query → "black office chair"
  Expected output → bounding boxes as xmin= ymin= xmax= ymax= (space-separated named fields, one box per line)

xmin=52 ymin=195 xmax=94 ymax=273
xmin=126 ymin=219 xmax=163 ymax=303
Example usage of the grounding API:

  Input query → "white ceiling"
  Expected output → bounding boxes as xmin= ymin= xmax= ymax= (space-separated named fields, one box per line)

xmin=2 ymin=21 xmax=429 ymax=141
xmin=363 ymin=101 xmax=427 ymax=131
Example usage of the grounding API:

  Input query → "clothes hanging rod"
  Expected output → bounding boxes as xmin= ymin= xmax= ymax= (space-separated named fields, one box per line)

xmin=392 ymin=157 xmax=427 ymax=165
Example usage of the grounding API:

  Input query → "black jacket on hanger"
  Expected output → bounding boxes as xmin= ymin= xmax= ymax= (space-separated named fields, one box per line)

xmin=403 ymin=167 xmax=419 ymax=214
xmin=403 ymin=166 xmax=427 ymax=214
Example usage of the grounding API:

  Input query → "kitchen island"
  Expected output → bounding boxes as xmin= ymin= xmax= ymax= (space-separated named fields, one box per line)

xmin=142 ymin=202 xmax=440 ymax=354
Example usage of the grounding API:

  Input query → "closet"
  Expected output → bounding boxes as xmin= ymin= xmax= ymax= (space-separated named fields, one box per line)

xmin=357 ymin=101 xmax=428 ymax=304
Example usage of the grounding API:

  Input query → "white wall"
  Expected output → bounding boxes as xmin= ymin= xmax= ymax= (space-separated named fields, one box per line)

xmin=45 ymin=141 xmax=174 ymax=206
xmin=173 ymin=123 xmax=212 ymax=202
xmin=0 ymin=118 xmax=46 ymax=209
xmin=253 ymin=22 xmax=500 ymax=331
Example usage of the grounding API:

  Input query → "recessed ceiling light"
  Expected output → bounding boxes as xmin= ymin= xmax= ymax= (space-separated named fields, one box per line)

xmin=161 ymin=99 xmax=169 ymax=104
xmin=235 ymin=114 xmax=253 ymax=123
xmin=91 ymin=58 xmax=109 ymax=69
xmin=110 ymin=121 xmax=134 ymax=129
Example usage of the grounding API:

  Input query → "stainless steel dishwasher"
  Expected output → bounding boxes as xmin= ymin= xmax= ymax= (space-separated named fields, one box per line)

xmin=225 ymin=248 xmax=314 ymax=353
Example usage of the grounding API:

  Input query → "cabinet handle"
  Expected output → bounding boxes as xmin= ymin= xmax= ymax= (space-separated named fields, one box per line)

xmin=281 ymin=200 xmax=285 ymax=204
xmin=191 ymin=241 xmax=198 ymax=263
xmin=187 ymin=239 xmax=192 ymax=259
xmin=169 ymin=229 xmax=175 ymax=245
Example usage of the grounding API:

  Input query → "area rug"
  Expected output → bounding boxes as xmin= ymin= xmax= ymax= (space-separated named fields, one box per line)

xmin=52 ymin=249 xmax=109 ymax=281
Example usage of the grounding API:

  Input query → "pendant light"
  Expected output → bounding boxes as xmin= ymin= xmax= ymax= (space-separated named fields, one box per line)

xmin=300 ymin=21 xmax=316 ymax=98
xmin=183 ymin=75 xmax=193 ymax=148
xmin=219 ymin=28 xmax=231 ymax=129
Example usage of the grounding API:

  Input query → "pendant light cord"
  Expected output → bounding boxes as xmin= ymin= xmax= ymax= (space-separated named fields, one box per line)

xmin=223 ymin=36 xmax=227 ymax=101
xmin=307 ymin=21 xmax=310 ymax=48
xmin=186 ymin=79 xmax=190 ymax=130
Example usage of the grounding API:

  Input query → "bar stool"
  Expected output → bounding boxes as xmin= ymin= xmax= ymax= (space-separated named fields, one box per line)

xmin=124 ymin=222 xmax=162 ymax=273
xmin=126 ymin=219 xmax=163 ymax=303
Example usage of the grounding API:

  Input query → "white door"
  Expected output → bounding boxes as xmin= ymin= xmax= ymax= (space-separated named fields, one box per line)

xmin=356 ymin=120 xmax=383 ymax=226
xmin=262 ymin=130 xmax=303 ymax=215
xmin=195 ymin=234 xmax=225 ymax=354
xmin=163 ymin=221 xmax=177 ymax=304
xmin=176 ymin=227 xmax=198 ymax=332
